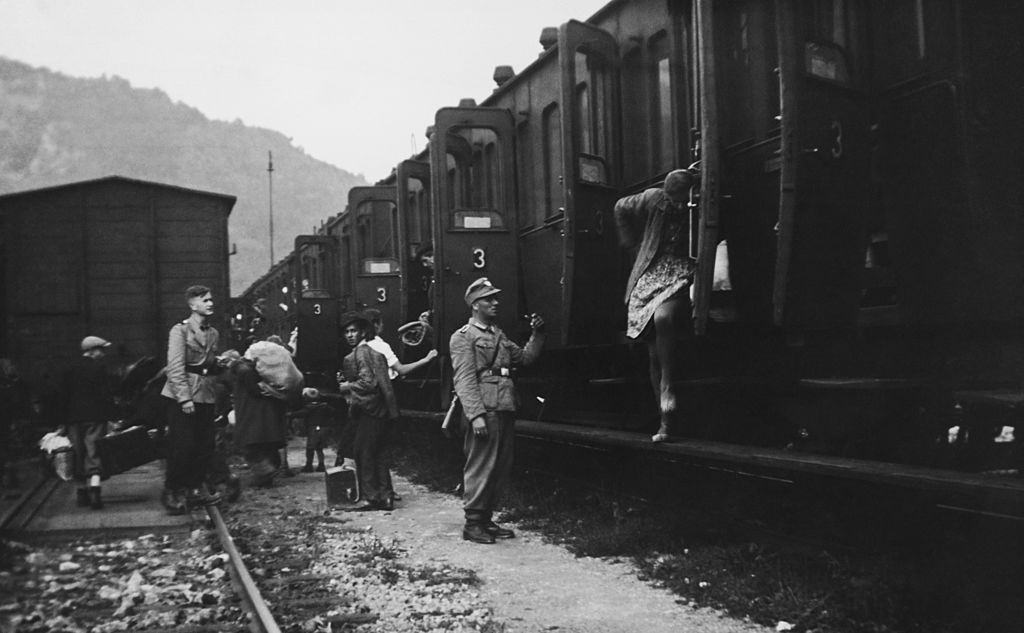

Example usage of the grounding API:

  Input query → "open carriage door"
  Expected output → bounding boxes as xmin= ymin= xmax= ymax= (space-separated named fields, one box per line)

xmin=293 ymin=235 xmax=339 ymax=373
xmin=347 ymin=186 xmax=405 ymax=331
xmin=692 ymin=0 xmax=721 ymax=336
xmin=558 ymin=20 xmax=622 ymax=346
xmin=430 ymin=107 xmax=519 ymax=354
xmin=397 ymin=159 xmax=433 ymax=324
xmin=773 ymin=0 xmax=869 ymax=329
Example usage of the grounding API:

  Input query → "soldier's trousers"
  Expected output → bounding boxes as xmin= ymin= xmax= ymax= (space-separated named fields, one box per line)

xmin=462 ymin=411 xmax=515 ymax=522
xmin=68 ymin=420 xmax=106 ymax=481
xmin=165 ymin=402 xmax=230 ymax=491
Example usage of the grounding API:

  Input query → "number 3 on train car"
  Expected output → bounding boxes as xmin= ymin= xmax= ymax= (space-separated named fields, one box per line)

xmin=773 ymin=0 xmax=870 ymax=330
xmin=430 ymin=106 xmax=520 ymax=354
xmin=348 ymin=186 xmax=404 ymax=327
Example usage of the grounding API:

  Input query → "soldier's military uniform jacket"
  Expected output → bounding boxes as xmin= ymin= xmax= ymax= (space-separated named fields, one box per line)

xmin=449 ymin=319 xmax=543 ymax=423
xmin=161 ymin=314 xmax=220 ymax=405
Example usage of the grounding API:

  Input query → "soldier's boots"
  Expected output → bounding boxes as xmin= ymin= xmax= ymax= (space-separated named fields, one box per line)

xmin=162 ymin=488 xmax=187 ymax=515
xmin=462 ymin=523 xmax=496 ymax=545
xmin=76 ymin=488 xmax=91 ymax=507
xmin=186 ymin=487 xmax=222 ymax=508
xmin=483 ymin=521 xmax=515 ymax=539
xmin=212 ymin=476 xmax=242 ymax=503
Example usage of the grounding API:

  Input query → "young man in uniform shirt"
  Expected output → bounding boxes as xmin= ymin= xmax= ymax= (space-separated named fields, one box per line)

xmin=449 ymin=278 xmax=545 ymax=544
xmin=161 ymin=285 xmax=231 ymax=513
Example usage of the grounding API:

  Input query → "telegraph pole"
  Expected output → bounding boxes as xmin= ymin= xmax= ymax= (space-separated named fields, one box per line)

xmin=267 ymin=151 xmax=275 ymax=266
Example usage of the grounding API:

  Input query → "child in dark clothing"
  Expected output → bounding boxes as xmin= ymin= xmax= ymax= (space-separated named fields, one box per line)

xmin=297 ymin=387 xmax=337 ymax=472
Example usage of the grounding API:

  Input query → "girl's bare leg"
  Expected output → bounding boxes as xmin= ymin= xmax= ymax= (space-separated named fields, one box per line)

xmin=651 ymin=298 xmax=685 ymax=440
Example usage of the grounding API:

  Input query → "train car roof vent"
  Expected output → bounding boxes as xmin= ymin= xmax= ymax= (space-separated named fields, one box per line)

xmin=540 ymin=27 xmax=558 ymax=51
xmin=458 ymin=98 xmax=478 ymax=108
xmin=493 ymin=65 xmax=515 ymax=87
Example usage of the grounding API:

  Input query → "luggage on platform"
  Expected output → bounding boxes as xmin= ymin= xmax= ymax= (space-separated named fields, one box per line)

xmin=325 ymin=465 xmax=359 ymax=506
xmin=97 ymin=425 xmax=159 ymax=476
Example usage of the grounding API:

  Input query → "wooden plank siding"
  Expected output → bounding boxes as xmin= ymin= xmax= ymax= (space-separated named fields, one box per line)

xmin=0 ymin=176 xmax=234 ymax=384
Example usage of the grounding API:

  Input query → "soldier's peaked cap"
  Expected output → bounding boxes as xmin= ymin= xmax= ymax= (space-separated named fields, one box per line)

xmin=465 ymin=277 xmax=502 ymax=306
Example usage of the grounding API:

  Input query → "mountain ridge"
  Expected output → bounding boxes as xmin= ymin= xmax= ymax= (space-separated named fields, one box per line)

xmin=0 ymin=57 xmax=367 ymax=292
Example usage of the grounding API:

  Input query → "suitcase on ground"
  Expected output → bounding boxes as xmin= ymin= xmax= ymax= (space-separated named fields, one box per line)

xmin=324 ymin=466 xmax=359 ymax=506
xmin=97 ymin=425 xmax=159 ymax=476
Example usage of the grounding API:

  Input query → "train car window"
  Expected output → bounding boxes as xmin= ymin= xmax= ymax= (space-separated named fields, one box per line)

xmin=574 ymin=53 xmax=592 ymax=155
xmin=872 ymin=0 xmax=955 ymax=88
xmin=405 ymin=177 xmax=423 ymax=253
xmin=484 ymin=141 xmax=498 ymax=210
xmin=649 ymin=33 xmax=674 ymax=173
xmin=339 ymin=229 xmax=352 ymax=306
xmin=356 ymin=200 xmax=400 ymax=274
xmin=803 ymin=0 xmax=865 ymax=86
xmin=446 ymin=153 xmax=459 ymax=213
xmin=573 ymin=49 xmax=614 ymax=184
xmin=301 ymin=251 xmax=322 ymax=291
xmin=446 ymin=127 xmax=506 ymax=230
xmin=622 ymin=47 xmax=649 ymax=184
xmin=516 ymin=120 xmax=536 ymax=229
xmin=542 ymin=102 xmax=565 ymax=218
xmin=717 ymin=2 xmax=778 ymax=145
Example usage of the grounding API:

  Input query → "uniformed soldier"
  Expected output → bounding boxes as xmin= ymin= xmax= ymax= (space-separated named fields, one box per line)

xmin=450 ymin=278 xmax=545 ymax=544
xmin=160 ymin=285 xmax=233 ymax=513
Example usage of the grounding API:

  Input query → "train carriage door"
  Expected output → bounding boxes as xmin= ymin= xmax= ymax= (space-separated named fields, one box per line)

xmin=348 ymin=186 xmax=405 ymax=331
xmin=558 ymin=20 xmax=623 ymax=346
xmin=429 ymin=107 xmax=518 ymax=354
xmin=397 ymin=159 xmax=433 ymax=324
xmin=293 ymin=235 xmax=339 ymax=373
xmin=774 ymin=0 xmax=869 ymax=329
xmin=693 ymin=0 xmax=722 ymax=336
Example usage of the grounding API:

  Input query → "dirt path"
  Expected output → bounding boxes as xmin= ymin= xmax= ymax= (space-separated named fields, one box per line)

xmin=277 ymin=444 xmax=767 ymax=633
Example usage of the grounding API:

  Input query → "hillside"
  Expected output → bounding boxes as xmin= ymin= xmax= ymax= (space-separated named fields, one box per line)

xmin=0 ymin=57 xmax=367 ymax=292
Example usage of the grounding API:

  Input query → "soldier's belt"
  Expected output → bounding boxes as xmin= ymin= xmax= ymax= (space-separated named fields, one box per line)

xmin=185 ymin=364 xmax=220 ymax=376
xmin=479 ymin=367 xmax=513 ymax=378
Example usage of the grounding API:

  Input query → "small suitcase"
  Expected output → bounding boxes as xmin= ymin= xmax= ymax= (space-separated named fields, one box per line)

xmin=324 ymin=466 xmax=359 ymax=506
xmin=97 ymin=425 xmax=159 ymax=476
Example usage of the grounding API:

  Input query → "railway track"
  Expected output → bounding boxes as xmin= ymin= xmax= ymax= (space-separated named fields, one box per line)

xmin=0 ymin=474 xmax=381 ymax=632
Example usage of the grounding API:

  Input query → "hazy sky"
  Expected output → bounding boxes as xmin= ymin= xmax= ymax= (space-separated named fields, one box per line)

xmin=0 ymin=0 xmax=604 ymax=181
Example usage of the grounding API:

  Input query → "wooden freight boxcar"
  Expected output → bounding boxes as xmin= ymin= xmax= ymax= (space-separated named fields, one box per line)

xmin=0 ymin=175 xmax=234 ymax=384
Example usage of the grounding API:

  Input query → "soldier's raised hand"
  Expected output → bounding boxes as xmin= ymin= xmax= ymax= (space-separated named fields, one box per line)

xmin=528 ymin=313 xmax=545 ymax=332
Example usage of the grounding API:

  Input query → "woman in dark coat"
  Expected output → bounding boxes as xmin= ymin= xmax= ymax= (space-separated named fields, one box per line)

xmin=224 ymin=351 xmax=287 ymax=487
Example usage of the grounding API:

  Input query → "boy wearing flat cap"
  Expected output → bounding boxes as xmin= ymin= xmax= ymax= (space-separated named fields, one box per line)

xmin=61 ymin=335 xmax=117 ymax=509
xmin=450 ymin=277 xmax=545 ymax=544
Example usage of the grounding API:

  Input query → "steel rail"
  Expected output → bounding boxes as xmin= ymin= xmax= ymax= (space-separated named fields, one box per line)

xmin=0 ymin=476 xmax=59 ymax=534
xmin=206 ymin=503 xmax=282 ymax=633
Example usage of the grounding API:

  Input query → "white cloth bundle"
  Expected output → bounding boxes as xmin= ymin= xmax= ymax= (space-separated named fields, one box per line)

xmin=244 ymin=340 xmax=304 ymax=397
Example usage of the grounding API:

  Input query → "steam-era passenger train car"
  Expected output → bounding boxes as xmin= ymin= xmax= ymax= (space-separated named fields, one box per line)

xmin=237 ymin=0 xmax=1023 ymax=469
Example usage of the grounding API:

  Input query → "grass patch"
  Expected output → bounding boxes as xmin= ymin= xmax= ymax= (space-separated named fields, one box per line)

xmin=390 ymin=424 xmax=1021 ymax=633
